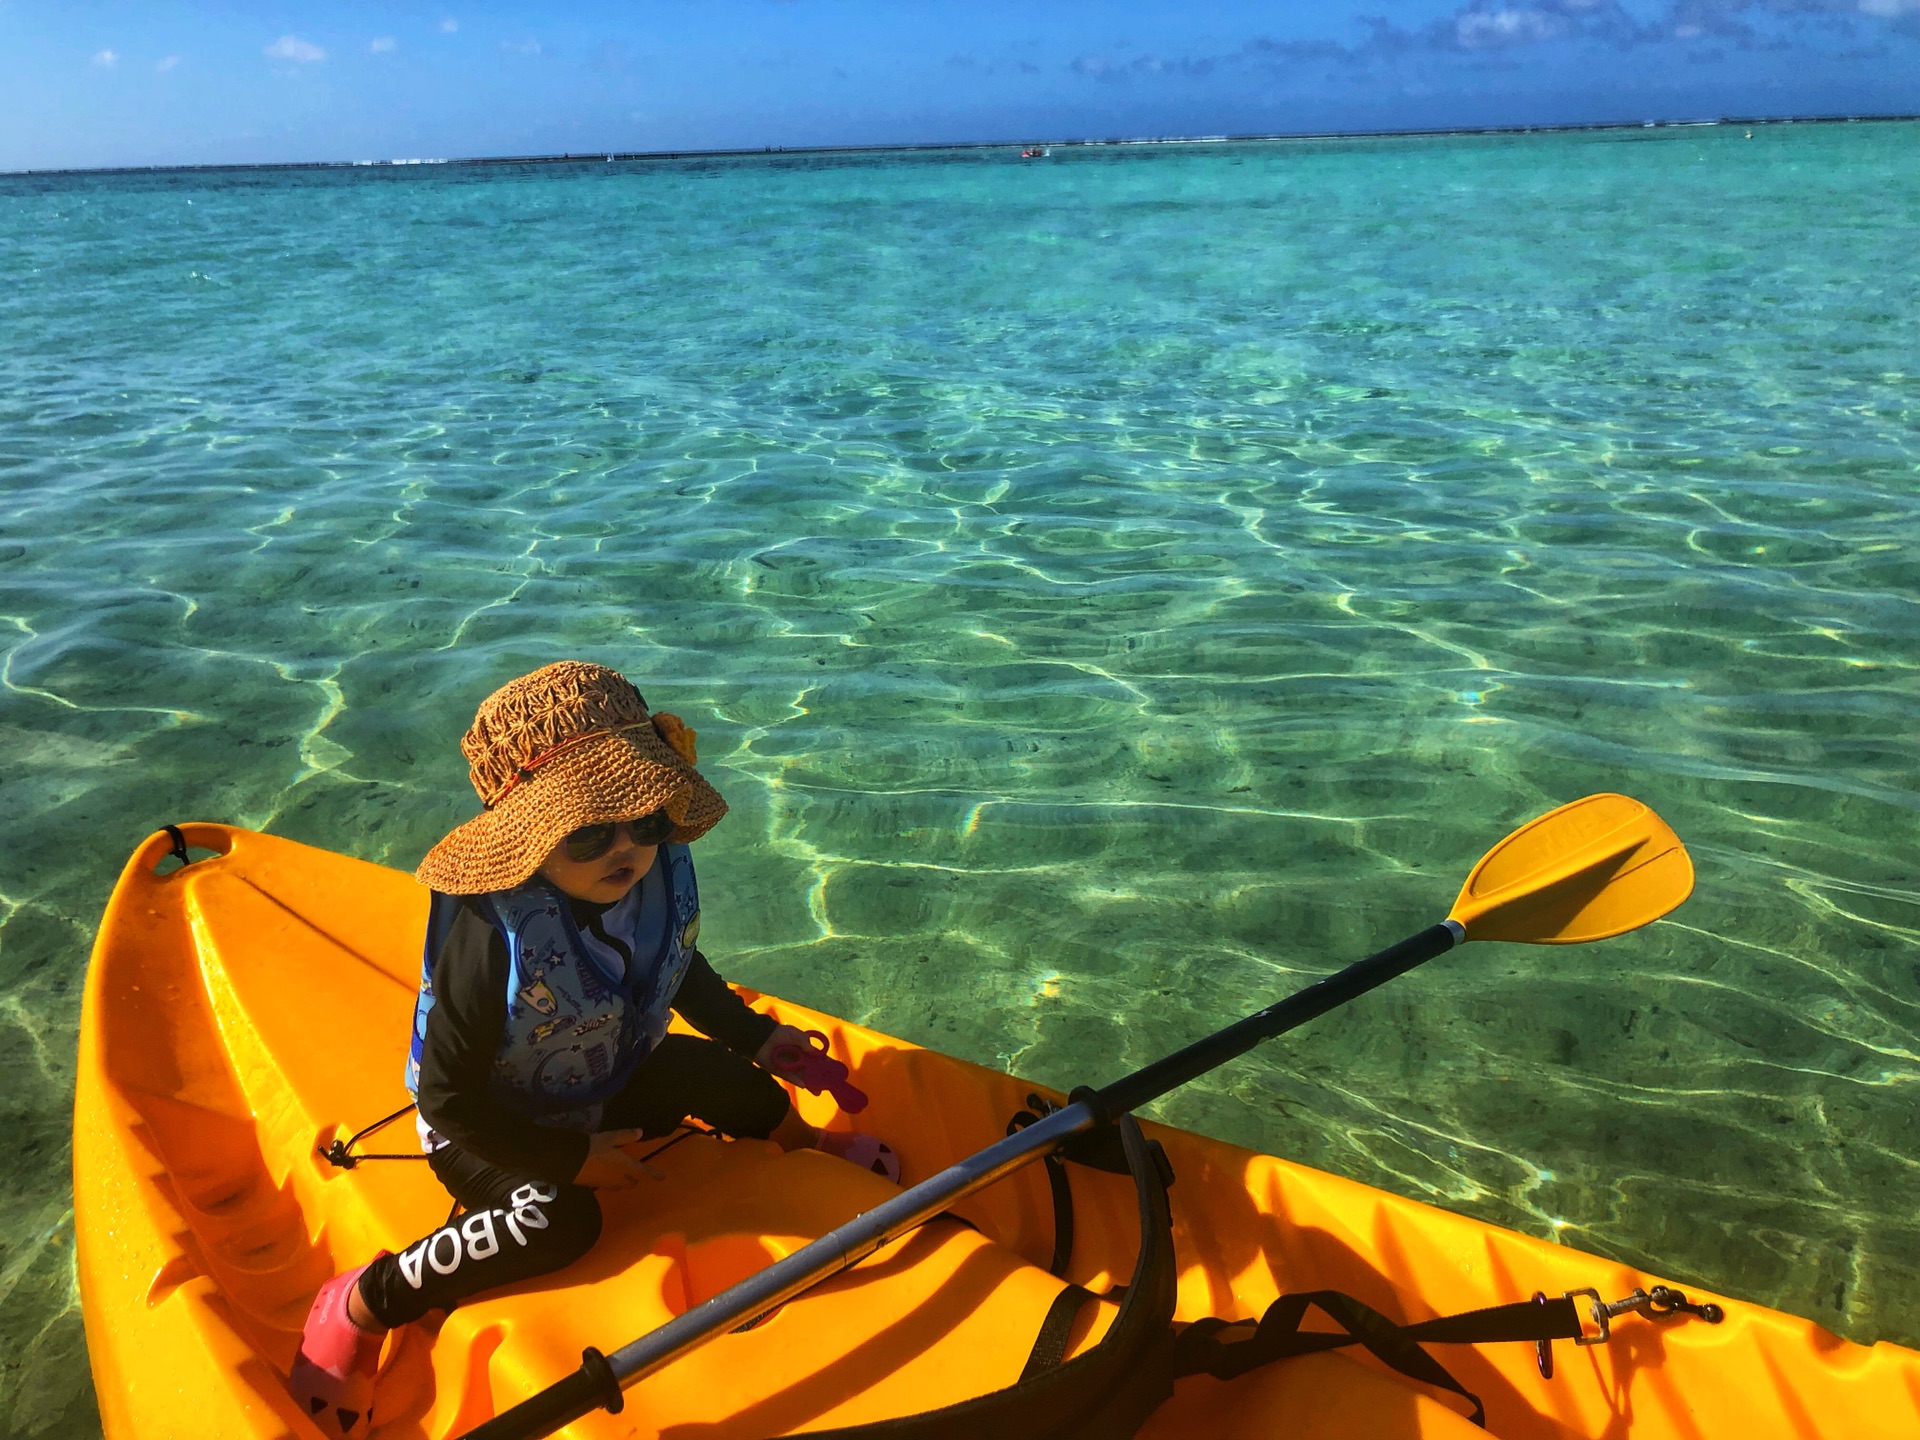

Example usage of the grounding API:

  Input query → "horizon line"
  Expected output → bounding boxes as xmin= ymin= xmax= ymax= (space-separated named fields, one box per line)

xmin=7 ymin=109 xmax=1916 ymax=179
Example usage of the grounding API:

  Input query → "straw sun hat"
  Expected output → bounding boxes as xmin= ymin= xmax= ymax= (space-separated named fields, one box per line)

xmin=415 ymin=661 xmax=727 ymax=895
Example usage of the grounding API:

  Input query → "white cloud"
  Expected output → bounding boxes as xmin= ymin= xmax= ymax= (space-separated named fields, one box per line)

xmin=93 ymin=49 xmax=119 ymax=68
xmin=265 ymin=35 xmax=327 ymax=63
xmin=157 ymin=54 xmax=181 ymax=71
xmin=503 ymin=37 xmax=543 ymax=56
xmin=370 ymin=36 xmax=397 ymax=54
xmin=1455 ymin=7 xmax=1561 ymax=46
xmin=439 ymin=18 xmax=460 ymax=34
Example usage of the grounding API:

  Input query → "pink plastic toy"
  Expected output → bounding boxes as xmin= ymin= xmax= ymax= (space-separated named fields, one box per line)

xmin=767 ymin=1029 xmax=869 ymax=1113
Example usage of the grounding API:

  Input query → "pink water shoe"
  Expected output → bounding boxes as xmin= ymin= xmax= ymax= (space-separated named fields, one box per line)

xmin=767 ymin=1029 xmax=870 ymax=1113
xmin=816 ymin=1129 xmax=901 ymax=1183
xmin=288 ymin=1255 xmax=388 ymax=1436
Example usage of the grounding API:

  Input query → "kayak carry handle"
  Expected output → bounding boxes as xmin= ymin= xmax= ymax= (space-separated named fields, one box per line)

xmin=144 ymin=821 xmax=234 ymax=874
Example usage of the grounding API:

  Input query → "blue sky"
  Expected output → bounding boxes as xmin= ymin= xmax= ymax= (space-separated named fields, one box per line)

xmin=3 ymin=1 xmax=1915 ymax=170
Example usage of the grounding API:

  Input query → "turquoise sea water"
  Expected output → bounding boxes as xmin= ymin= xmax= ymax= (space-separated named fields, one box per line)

xmin=2 ymin=122 xmax=1916 ymax=1435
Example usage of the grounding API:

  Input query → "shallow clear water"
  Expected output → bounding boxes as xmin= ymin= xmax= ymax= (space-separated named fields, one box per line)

xmin=2 ymin=123 xmax=1917 ymax=1435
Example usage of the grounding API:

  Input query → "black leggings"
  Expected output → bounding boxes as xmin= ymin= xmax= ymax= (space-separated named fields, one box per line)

xmin=358 ymin=1035 xmax=789 ymax=1328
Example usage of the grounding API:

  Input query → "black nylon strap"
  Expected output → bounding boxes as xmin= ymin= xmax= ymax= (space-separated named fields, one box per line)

xmin=793 ymin=1117 xmax=1180 ymax=1440
xmin=1177 ymin=1291 xmax=1584 ymax=1372
xmin=161 ymin=824 xmax=192 ymax=867
xmin=1019 ymin=1285 xmax=1098 ymax=1381
xmin=1174 ymin=1289 xmax=1582 ymax=1427
xmin=1040 ymin=1153 xmax=1075 ymax=1275
xmin=1178 ymin=1291 xmax=1483 ymax=1425
xmin=1404 ymin=1296 xmax=1584 ymax=1346
xmin=1007 ymin=1100 xmax=1080 ymax=1277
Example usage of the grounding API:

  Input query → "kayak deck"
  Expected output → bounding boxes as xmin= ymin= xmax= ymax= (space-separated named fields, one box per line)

xmin=75 ymin=826 xmax=1920 ymax=1437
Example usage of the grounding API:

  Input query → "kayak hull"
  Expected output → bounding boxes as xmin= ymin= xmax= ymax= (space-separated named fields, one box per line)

xmin=75 ymin=826 xmax=1920 ymax=1437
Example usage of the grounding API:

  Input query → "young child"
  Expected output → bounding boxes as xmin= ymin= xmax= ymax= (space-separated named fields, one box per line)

xmin=289 ymin=661 xmax=898 ymax=1435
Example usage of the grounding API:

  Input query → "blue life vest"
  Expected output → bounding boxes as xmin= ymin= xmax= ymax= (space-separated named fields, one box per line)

xmin=405 ymin=844 xmax=703 ymax=1133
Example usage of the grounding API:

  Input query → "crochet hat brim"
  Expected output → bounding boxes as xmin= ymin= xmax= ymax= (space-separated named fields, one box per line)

xmin=414 ymin=722 xmax=726 ymax=896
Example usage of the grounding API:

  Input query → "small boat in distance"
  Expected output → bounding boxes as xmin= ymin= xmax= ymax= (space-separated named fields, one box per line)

xmin=1020 ymin=145 xmax=1051 ymax=159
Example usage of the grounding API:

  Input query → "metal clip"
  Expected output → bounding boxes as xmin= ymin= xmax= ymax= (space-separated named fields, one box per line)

xmin=1566 ymin=1286 xmax=1612 ymax=1345
xmin=1646 ymin=1284 xmax=1726 ymax=1324
xmin=1531 ymin=1291 xmax=1556 ymax=1378
xmin=1568 ymin=1285 xmax=1726 ymax=1345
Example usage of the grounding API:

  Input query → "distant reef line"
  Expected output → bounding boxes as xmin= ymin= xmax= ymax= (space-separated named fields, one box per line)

xmin=9 ymin=111 xmax=1917 ymax=179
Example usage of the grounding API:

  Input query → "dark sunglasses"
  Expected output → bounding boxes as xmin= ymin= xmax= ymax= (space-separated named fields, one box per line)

xmin=561 ymin=811 xmax=676 ymax=863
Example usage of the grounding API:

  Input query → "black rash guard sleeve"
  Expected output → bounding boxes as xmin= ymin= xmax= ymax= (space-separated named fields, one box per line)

xmin=412 ymin=899 xmax=592 ymax=1186
xmin=673 ymin=949 xmax=778 ymax=1057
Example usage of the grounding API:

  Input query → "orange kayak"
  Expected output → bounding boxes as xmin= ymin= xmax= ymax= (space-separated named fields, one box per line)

xmin=74 ymin=825 xmax=1920 ymax=1437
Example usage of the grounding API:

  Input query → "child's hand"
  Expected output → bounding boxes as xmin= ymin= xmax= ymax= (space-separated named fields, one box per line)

xmin=754 ymin=1025 xmax=816 ymax=1069
xmin=575 ymin=1128 xmax=664 ymax=1190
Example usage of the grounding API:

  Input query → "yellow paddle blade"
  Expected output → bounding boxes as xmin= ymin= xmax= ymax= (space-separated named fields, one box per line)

xmin=1448 ymin=793 xmax=1692 ymax=945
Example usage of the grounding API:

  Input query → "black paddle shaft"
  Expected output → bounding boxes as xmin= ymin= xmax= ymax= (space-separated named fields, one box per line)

xmin=1089 ymin=921 xmax=1460 ymax=1119
xmin=460 ymin=919 xmax=1462 ymax=1440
